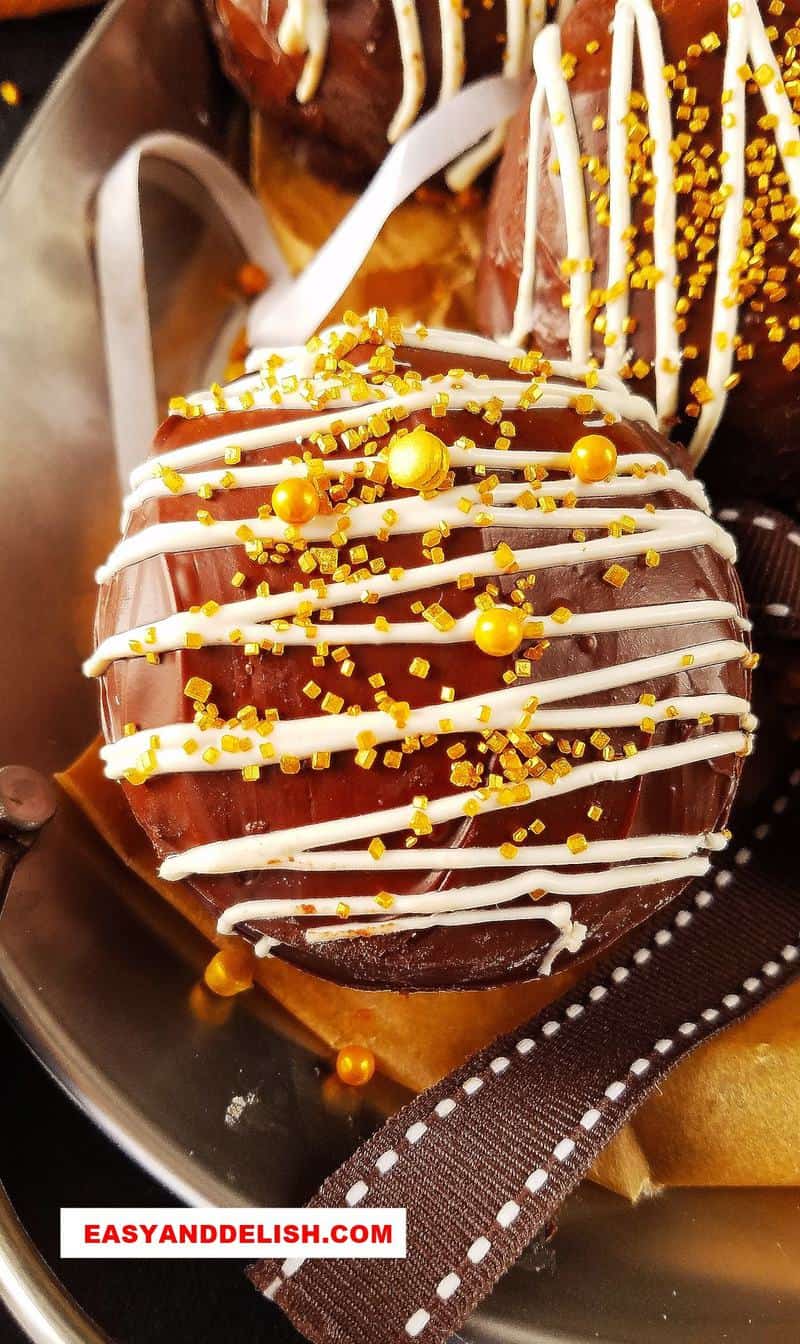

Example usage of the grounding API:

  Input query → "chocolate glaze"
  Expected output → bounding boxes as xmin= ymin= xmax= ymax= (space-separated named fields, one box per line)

xmin=94 ymin=339 xmax=750 ymax=989
xmin=206 ymin=0 xmax=514 ymax=186
xmin=478 ymin=0 xmax=800 ymax=501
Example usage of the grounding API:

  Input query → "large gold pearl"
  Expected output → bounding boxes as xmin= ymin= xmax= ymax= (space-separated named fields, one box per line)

xmin=386 ymin=427 xmax=450 ymax=492
xmin=474 ymin=606 xmax=526 ymax=658
xmin=271 ymin=476 xmax=320 ymax=525
xmin=569 ymin=433 xmax=618 ymax=483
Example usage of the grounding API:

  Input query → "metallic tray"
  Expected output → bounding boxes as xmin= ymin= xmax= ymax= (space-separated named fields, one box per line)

xmin=0 ymin=2 xmax=799 ymax=1340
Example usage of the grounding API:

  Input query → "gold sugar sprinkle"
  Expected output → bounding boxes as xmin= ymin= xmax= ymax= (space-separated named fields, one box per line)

xmin=603 ymin=564 xmax=630 ymax=588
xmin=184 ymin=677 xmax=212 ymax=703
xmin=321 ymin=692 xmax=344 ymax=714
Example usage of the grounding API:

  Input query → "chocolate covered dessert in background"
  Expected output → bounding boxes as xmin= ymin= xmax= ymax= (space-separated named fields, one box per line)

xmin=207 ymin=0 xmax=551 ymax=191
xmin=478 ymin=0 xmax=800 ymax=500
xmin=85 ymin=311 xmax=754 ymax=990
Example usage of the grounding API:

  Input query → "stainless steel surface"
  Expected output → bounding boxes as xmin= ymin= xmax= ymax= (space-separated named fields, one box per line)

xmin=0 ymin=3 xmax=799 ymax=1341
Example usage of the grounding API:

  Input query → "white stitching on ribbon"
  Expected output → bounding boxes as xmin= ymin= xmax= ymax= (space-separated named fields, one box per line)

xmin=715 ymin=507 xmax=797 ymax=623
xmin=406 ymin=934 xmax=799 ymax=1336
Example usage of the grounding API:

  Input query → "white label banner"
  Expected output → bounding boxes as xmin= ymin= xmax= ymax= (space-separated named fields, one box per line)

xmin=60 ymin=1208 xmax=406 ymax=1259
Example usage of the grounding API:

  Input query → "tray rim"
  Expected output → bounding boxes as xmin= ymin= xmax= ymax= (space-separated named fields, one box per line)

xmin=0 ymin=0 xmax=247 ymax=1215
xmin=1 ymin=8 xmax=798 ymax=1344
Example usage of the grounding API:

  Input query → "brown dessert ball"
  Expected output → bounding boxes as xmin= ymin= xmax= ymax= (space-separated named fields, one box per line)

xmin=478 ymin=0 xmax=800 ymax=499
xmin=87 ymin=312 xmax=753 ymax=990
xmin=207 ymin=0 xmax=538 ymax=188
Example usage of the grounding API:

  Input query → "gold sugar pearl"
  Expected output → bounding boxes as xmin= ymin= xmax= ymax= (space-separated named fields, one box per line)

xmin=569 ymin=434 xmax=618 ymax=483
xmin=271 ymin=476 xmax=320 ymax=525
xmin=203 ymin=945 xmax=256 ymax=997
xmin=335 ymin=1044 xmax=376 ymax=1088
xmin=236 ymin=261 xmax=268 ymax=297
xmin=386 ymin=427 xmax=450 ymax=492
xmin=474 ymin=606 xmax=526 ymax=658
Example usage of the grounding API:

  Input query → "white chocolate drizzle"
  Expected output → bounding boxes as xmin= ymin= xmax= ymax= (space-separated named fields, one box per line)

xmin=87 ymin=597 xmax=745 ymax=678
xmin=275 ymin=0 xmax=330 ymax=105
xmin=444 ymin=0 xmax=534 ymax=191
xmin=161 ymin=732 xmax=747 ymax=880
xmin=89 ymin=320 xmax=753 ymax=975
xmin=102 ymin=645 xmax=751 ymax=778
xmin=129 ymin=375 xmax=657 ymax=488
xmin=437 ymin=0 xmax=466 ymax=106
xmin=387 ymin=0 xmax=426 ymax=141
xmin=96 ymin=496 xmax=735 ymax=584
xmin=223 ymin=856 xmax=710 ymax=948
xmin=506 ymin=0 xmax=800 ymax=462
xmin=219 ymin=831 xmax=728 ymax=873
xmin=121 ymin=450 xmax=702 ymax=517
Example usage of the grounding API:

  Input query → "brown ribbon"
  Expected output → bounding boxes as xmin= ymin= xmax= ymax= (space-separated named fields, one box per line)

xmin=250 ymin=504 xmax=800 ymax=1344
xmin=716 ymin=501 xmax=800 ymax=641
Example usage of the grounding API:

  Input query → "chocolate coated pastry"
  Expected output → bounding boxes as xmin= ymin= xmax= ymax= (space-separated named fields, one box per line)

xmin=207 ymin=0 xmax=540 ymax=190
xmin=478 ymin=0 xmax=800 ymax=499
xmin=87 ymin=313 xmax=753 ymax=989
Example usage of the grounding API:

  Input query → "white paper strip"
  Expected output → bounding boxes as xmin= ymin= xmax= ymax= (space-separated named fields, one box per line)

xmin=95 ymin=78 xmax=522 ymax=495
xmin=95 ymin=132 xmax=292 ymax=490
xmin=245 ymin=74 xmax=523 ymax=347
